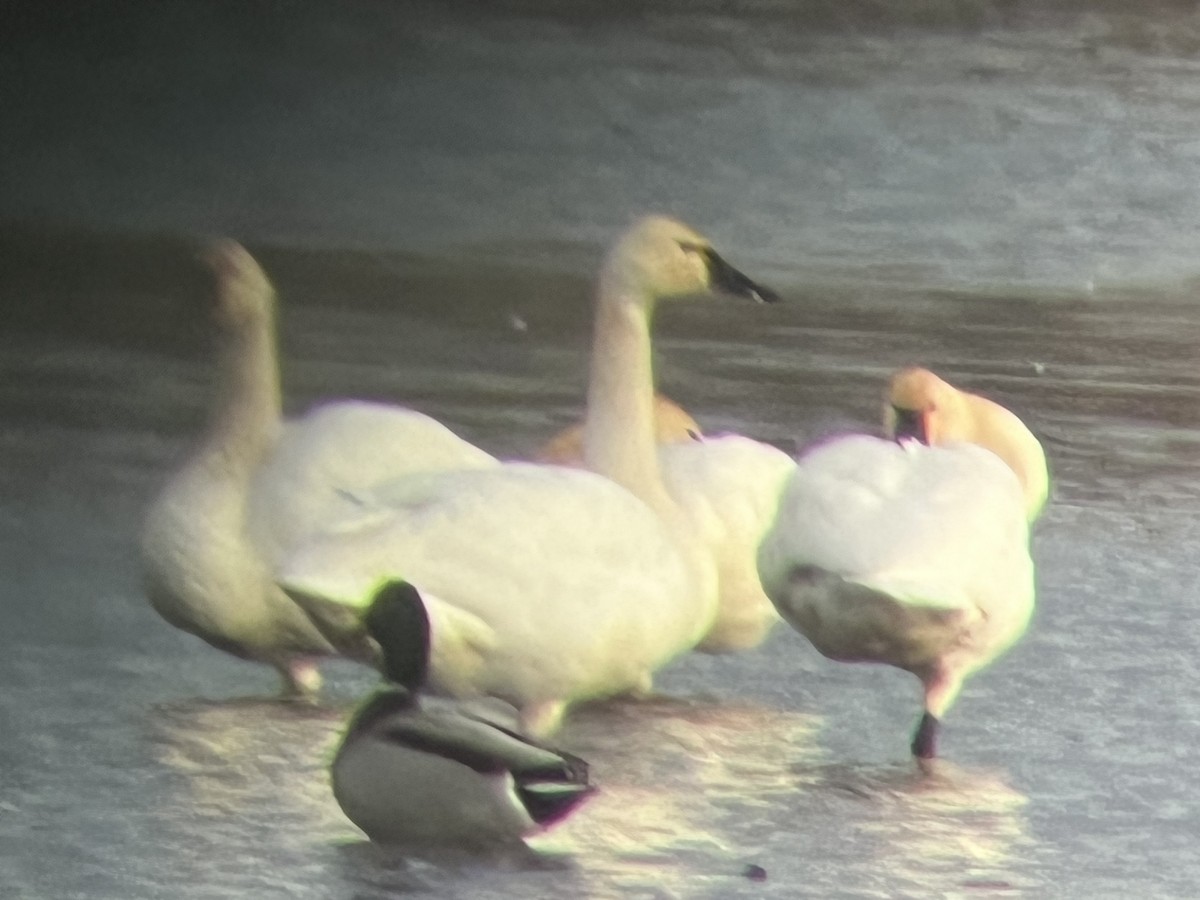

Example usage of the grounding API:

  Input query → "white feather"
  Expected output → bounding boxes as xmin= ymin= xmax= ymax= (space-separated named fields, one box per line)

xmin=757 ymin=434 xmax=1035 ymax=734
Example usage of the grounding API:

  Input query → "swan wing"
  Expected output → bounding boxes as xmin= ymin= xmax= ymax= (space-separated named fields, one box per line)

xmin=658 ymin=435 xmax=796 ymax=650
xmin=759 ymin=435 xmax=1030 ymax=612
xmin=278 ymin=463 xmax=709 ymax=705
xmin=247 ymin=400 xmax=497 ymax=563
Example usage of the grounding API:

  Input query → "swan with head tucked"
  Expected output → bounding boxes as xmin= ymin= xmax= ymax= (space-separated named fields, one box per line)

xmin=330 ymin=580 xmax=595 ymax=847
xmin=756 ymin=369 xmax=1044 ymax=759
xmin=279 ymin=215 xmax=778 ymax=734
xmin=140 ymin=241 xmax=350 ymax=696
xmin=886 ymin=366 xmax=1048 ymax=522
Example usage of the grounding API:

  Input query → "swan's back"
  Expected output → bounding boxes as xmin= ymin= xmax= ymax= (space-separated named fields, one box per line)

xmin=248 ymin=400 xmax=498 ymax=563
xmin=758 ymin=435 xmax=1031 ymax=613
xmin=280 ymin=463 xmax=716 ymax=708
xmin=658 ymin=435 xmax=796 ymax=651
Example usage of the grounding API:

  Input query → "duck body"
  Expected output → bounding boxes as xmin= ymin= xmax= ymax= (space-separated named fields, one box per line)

xmin=331 ymin=582 xmax=595 ymax=846
xmin=332 ymin=685 xmax=594 ymax=846
xmin=757 ymin=434 xmax=1034 ymax=757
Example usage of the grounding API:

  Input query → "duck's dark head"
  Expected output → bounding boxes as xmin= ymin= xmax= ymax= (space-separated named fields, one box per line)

xmin=362 ymin=580 xmax=432 ymax=692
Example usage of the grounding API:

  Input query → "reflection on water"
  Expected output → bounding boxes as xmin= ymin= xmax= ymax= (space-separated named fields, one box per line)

xmin=540 ymin=698 xmax=825 ymax=898
xmin=796 ymin=761 xmax=1033 ymax=896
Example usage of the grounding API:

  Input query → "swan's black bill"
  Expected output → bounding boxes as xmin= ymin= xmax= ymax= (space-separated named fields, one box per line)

xmin=891 ymin=406 xmax=928 ymax=444
xmin=703 ymin=248 xmax=780 ymax=304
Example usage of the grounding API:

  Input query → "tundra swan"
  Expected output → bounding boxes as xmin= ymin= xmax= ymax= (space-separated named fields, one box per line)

xmin=280 ymin=215 xmax=778 ymax=734
xmin=140 ymin=242 xmax=351 ymax=696
xmin=886 ymin=366 xmax=1048 ymax=522
xmin=756 ymin=371 xmax=1042 ymax=759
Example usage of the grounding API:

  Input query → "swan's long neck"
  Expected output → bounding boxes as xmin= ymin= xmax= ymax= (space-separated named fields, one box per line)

xmin=200 ymin=314 xmax=283 ymax=476
xmin=582 ymin=281 xmax=676 ymax=520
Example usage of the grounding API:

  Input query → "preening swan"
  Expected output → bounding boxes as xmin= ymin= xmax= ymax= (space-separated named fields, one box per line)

xmin=886 ymin=366 xmax=1048 ymax=522
xmin=280 ymin=215 xmax=778 ymax=734
xmin=140 ymin=242 xmax=346 ymax=696
xmin=330 ymin=581 xmax=595 ymax=847
xmin=535 ymin=393 xmax=702 ymax=466
xmin=756 ymin=371 xmax=1042 ymax=759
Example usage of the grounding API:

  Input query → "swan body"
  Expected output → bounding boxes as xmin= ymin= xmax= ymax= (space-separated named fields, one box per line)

xmin=757 ymin=434 xmax=1035 ymax=759
xmin=247 ymin=401 xmax=497 ymax=564
xmin=658 ymin=435 xmax=796 ymax=651
xmin=282 ymin=215 xmax=778 ymax=732
xmin=280 ymin=463 xmax=715 ymax=735
xmin=332 ymin=581 xmax=595 ymax=846
xmin=140 ymin=242 xmax=336 ymax=695
xmin=141 ymin=242 xmax=499 ymax=696
xmin=886 ymin=367 xmax=1048 ymax=522
xmin=536 ymin=393 xmax=701 ymax=466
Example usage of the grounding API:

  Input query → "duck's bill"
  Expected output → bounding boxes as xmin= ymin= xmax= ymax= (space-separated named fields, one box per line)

xmin=705 ymin=248 xmax=780 ymax=303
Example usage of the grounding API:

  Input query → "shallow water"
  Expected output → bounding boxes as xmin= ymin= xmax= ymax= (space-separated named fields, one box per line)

xmin=6 ymin=2 xmax=1200 ymax=898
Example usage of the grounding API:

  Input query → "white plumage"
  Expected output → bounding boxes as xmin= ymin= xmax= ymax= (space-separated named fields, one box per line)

xmin=281 ymin=464 xmax=712 ymax=735
xmin=139 ymin=242 xmax=494 ymax=696
xmin=658 ymin=435 xmax=796 ymax=652
xmin=757 ymin=433 xmax=1036 ymax=760
xmin=281 ymin=215 xmax=779 ymax=733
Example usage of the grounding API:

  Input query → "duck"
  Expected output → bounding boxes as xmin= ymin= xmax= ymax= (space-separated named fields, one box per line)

xmin=756 ymin=369 xmax=1043 ymax=759
xmin=331 ymin=580 xmax=595 ymax=847
xmin=885 ymin=366 xmax=1048 ymax=522
xmin=279 ymin=215 xmax=778 ymax=734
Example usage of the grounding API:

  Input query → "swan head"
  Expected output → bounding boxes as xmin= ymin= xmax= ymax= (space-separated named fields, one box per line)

xmin=600 ymin=215 xmax=779 ymax=307
xmin=884 ymin=366 xmax=963 ymax=445
xmin=200 ymin=239 xmax=276 ymax=331
xmin=362 ymin=580 xmax=431 ymax=692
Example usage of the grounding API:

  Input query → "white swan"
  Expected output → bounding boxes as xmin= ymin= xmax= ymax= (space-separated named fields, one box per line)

xmin=756 ymin=371 xmax=1043 ymax=759
xmin=656 ymin=435 xmax=797 ymax=652
xmin=546 ymin=400 xmax=795 ymax=653
xmin=331 ymin=581 xmax=595 ymax=847
xmin=885 ymin=366 xmax=1048 ymax=522
xmin=279 ymin=215 xmax=778 ymax=734
xmin=140 ymin=241 xmax=350 ymax=696
xmin=247 ymin=400 xmax=496 ymax=566
xmin=141 ymin=241 xmax=499 ymax=696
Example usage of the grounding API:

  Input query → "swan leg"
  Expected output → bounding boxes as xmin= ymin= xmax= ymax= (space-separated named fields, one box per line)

xmin=278 ymin=658 xmax=322 ymax=699
xmin=911 ymin=712 xmax=940 ymax=759
xmin=912 ymin=665 xmax=964 ymax=759
xmin=520 ymin=699 xmax=567 ymax=737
